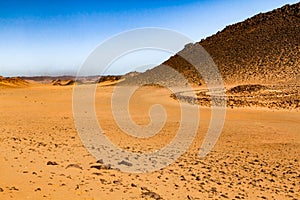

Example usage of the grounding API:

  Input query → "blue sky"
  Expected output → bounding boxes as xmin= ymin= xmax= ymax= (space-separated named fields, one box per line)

xmin=0 ymin=0 xmax=298 ymax=76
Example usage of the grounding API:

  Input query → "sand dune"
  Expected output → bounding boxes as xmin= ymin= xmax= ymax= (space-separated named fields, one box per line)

xmin=0 ymin=76 xmax=29 ymax=88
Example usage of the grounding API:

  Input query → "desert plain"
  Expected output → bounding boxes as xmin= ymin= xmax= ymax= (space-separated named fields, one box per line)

xmin=0 ymin=81 xmax=299 ymax=200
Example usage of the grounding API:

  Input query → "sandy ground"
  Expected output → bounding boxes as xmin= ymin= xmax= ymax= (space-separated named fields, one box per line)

xmin=0 ymin=84 xmax=299 ymax=200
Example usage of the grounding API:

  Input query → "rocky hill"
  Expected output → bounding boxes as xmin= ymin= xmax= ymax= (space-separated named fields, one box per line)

xmin=124 ymin=2 xmax=300 ymax=86
xmin=51 ymin=79 xmax=75 ymax=86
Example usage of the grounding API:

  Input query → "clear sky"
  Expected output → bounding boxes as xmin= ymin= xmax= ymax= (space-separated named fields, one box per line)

xmin=0 ymin=0 xmax=298 ymax=76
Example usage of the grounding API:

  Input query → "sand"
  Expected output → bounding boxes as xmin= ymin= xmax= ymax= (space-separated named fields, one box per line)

xmin=0 ymin=84 xmax=299 ymax=199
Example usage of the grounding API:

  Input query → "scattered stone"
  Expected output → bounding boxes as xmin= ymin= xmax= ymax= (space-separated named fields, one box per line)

xmin=47 ymin=161 xmax=58 ymax=166
xmin=118 ymin=160 xmax=133 ymax=167
xmin=211 ymin=187 xmax=217 ymax=194
xmin=113 ymin=180 xmax=121 ymax=185
xmin=141 ymin=187 xmax=148 ymax=191
xmin=96 ymin=159 xmax=104 ymax=164
xmin=141 ymin=187 xmax=162 ymax=199
xmin=101 ymin=164 xmax=112 ymax=170
xmin=100 ymin=179 xmax=107 ymax=184
xmin=90 ymin=165 xmax=101 ymax=170
xmin=0 ymin=187 xmax=3 ymax=192
xmin=90 ymin=163 xmax=112 ymax=170
xmin=142 ymin=191 xmax=162 ymax=200
xmin=10 ymin=187 xmax=18 ymax=191
xmin=65 ymin=164 xmax=83 ymax=170
xmin=131 ymin=183 xmax=137 ymax=187
xmin=92 ymin=172 xmax=102 ymax=176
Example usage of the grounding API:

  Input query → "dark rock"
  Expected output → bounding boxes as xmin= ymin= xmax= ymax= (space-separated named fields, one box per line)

xmin=113 ymin=180 xmax=121 ymax=185
xmin=118 ymin=160 xmax=133 ymax=167
xmin=90 ymin=163 xmax=112 ymax=170
xmin=92 ymin=172 xmax=102 ymax=176
xmin=90 ymin=165 xmax=101 ymax=170
xmin=131 ymin=183 xmax=137 ymax=187
xmin=47 ymin=161 xmax=58 ymax=166
xmin=96 ymin=159 xmax=104 ymax=164
xmin=10 ymin=187 xmax=18 ymax=191
xmin=65 ymin=164 xmax=83 ymax=170
xmin=142 ymin=191 xmax=162 ymax=200
xmin=100 ymin=179 xmax=106 ymax=184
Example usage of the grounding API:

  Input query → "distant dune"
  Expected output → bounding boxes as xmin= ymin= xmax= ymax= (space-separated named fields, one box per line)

xmin=0 ymin=76 xmax=29 ymax=88
xmin=21 ymin=76 xmax=100 ymax=84
xmin=21 ymin=76 xmax=77 ymax=84
xmin=51 ymin=79 xmax=75 ymax=86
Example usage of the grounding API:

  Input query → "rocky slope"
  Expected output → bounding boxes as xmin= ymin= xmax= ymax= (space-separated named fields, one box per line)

xmin=125 ymin=2 xmax=300 ymax=86
xmin=123 ymin=3 xmax=300 ymax=110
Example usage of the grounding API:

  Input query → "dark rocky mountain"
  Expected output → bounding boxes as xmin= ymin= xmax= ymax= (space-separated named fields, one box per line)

xmin=125 ymin=3 xmax=300 ymax=86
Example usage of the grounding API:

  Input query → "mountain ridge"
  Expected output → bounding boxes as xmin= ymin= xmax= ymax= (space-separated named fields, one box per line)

xmin=124 ymin=2 xmax=300 ymax=86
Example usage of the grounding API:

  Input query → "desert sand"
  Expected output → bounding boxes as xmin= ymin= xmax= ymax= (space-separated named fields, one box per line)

xmin=0 ymin=83 xmax=299 ymax=200
xmin=1 ymin=3 xmax=299 ymax=199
